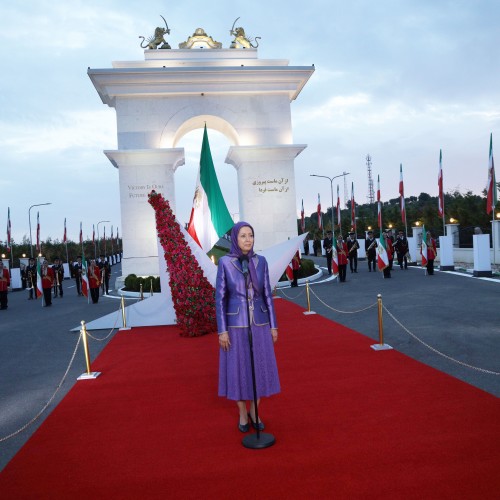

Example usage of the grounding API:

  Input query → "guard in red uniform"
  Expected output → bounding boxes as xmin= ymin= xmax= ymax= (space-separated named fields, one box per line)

xmin=337 ymin=234 xmax=349 ymax=282
xmin=0 ymin=261 xmax=10 ymax=310
xmin=88 ymin=260 xmax=101 ymax=304
xmin=426 ymin=231 xmax=437 ymax=275
xmin=41 ymin=260 xmax=55 ymax=307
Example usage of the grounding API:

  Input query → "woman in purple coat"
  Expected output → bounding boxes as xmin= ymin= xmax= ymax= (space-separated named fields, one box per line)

xmin=216 ymin=222 xmax=280 ymax=433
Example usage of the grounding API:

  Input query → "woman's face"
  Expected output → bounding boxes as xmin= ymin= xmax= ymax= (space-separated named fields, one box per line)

xmin=237 ymin=226 xmax=254 ymax=254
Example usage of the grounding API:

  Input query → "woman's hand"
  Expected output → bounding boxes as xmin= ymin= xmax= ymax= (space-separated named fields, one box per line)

xmin=219 ymin=332 xmax=230 ymax=351
xmin=271 ymin=328 xmax=278 ymax=344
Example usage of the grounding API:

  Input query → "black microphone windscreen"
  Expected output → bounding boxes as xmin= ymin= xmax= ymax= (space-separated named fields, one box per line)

xmin=240 ymin=256 xmax=249 ymax=274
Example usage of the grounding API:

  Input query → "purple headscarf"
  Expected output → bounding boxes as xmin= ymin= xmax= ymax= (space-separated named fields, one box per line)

xmin=228 ymin=221 xmax=260 ymax=295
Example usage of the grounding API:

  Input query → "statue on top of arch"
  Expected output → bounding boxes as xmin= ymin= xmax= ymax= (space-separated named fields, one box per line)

xmin=229 ymin=17 xmax=261 ymax=49
xmin=138 ymin=15 xmax=171 ymax=49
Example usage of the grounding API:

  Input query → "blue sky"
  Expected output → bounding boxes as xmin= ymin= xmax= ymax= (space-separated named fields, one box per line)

xmin=1 ymin=0 xmax=499 ymax=243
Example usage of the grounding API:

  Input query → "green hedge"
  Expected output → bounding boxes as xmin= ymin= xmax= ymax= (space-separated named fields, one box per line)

xmin=124 ymin=274 xmax=161 ymax=293
xmin=278 ymin=258 xmax=317 ymax=282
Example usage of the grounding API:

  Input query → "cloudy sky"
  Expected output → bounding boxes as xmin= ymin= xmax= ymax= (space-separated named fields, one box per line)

xmin=1 ymin=0 xmax=499 ymax=244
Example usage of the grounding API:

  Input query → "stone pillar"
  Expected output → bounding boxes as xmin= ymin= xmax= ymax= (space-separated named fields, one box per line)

xmin=226 ymin=145 xmax=306 ymax=252
xmin=105 ymin=149 xmax=185 ymax=277
xmin=438 ymin=235 xmax=455 ymax=271
xmin=446 ymin=223 xmax=460 ymax=247
xmin=491 ymin=219 xmax=500 ymax=265
xmin=411 ymin=226 xmax=423 ymax=263
xmin=472 ymin=234 xmax=492 ymax=277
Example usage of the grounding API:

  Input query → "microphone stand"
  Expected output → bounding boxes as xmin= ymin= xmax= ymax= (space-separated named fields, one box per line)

xmin=241 ymin=260 xmax=276 ymax=449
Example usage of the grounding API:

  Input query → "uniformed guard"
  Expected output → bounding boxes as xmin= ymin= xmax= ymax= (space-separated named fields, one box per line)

xmin=26 ymin=257 xmax=37 ymax=300
xmin=394 ymin=230 xmax=409 ymax=269
xmin=347 ymin=232 xmax=359 ymax=273
xmin=323 ymin=230 xmax=334 ymax=275
xmin=52 ymin=257 xmax=64 ymax=298
xmin=365 ymin=230 xmax=377 ymax=272
xmin=73 ymin=256 xmax=83 ymax=296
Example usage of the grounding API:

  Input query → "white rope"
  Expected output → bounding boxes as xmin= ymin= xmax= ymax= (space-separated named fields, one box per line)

xmin=383 ymin=305 xmax=500 ymax=376
xmin=0 ymin=333 xmax=83 ymax=443
xmin=308 ymin=287 xmax=377 ymax=314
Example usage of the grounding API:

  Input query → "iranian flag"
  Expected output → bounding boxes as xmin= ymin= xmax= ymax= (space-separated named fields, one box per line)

xmin=63 ymin=218 xmax=67 ymax=244
xmin=331 ymin=234 xmax=339 ymax=276
xmin=336 ymin=185 xmax=341 ymax=231
xmin=36 ymin=259 xmax=43 ymax=299
xmin=6 ymin=207 xmax=11 ymax=253
xmin=377 ymin=175 xmax=382 ymax=229
xmin=187 ymin=125 xmax=234 ymax=252
xmin=317 ymin=194 xmax=322 ymax=230
xmin=421 ymin=224 xmax=428 ymax=267
xmin=438 ymin=150 xmax=444 ymax=218
xmin=79 ymin=222 xmax=83 ymax=245
xmin=486 ymin=133 xmax=497 ymax=215
xmin=36 ymin=212 xmax=40 ymax=253
xmin=376 ymin=236 xmax=389 ymax=272
xmin=300 ymin=199 xmax=305 ymax=233
xmin=351 ymin=182 xmax=356 ymax=233
xmin=399 ymin=164 xmax=406 ymax=224
xmin=81 ymin=254 xmax=89 ymax=298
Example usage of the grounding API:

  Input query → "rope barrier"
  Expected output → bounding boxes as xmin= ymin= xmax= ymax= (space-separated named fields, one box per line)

xmin=276 ymin=286 xmax=306 ymax=300
xmin=308 ymin=287 xmax=377 ymax=314
xmin=0 ymin=305 xmax=121 ymax=442
xmin=0 ymin=333 xmax=83 ymax=443
xmin=383 ymin=305 xmax=500 ymax=376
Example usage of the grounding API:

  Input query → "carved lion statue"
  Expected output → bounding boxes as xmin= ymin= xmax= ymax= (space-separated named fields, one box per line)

xmin=230 ymin=25 xmax=260 ymax=49
xmin=139 ymin=16 xmax=171 ymax=50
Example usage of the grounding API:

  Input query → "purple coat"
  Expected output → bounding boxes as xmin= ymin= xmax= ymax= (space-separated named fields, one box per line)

xmin=215 ymin=254 xmax=277 ymax=334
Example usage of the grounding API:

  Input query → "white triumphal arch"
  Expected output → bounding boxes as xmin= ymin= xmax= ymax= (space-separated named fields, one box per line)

xmin=89 ymin=25 xmax=314 ymax=277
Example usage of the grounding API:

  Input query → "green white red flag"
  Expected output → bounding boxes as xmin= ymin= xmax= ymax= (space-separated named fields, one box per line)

xmin=400 ymin=164 xmax=406 ymax=224
xmin=336 ymin=185 xmax=341 ymax=231
xmin=351 ymin=182 xmax=356 ymax=233
xmin=317 ymin=194 xmax=322 ymax=230
xmin=332 ymin=234 xmax=339 ymax=275
xmin=81 ymin=254 xmax=89 ymax=298
xmin=376 ymin=235 xmax=389 ymax=271
xmin=187 ymin=125 xmax=234 ymax=252
xmin=377 ymin=175 xmax=382 ymax=229
xmin=36 ymin=212 xmax=40 ymax=253
xmin=438 ymin=150 xmax=444 ymax=218
xmin=421 ymin=224 xmax=428 ymax=267
xmin=63 ymin=218 xmax=67 ymax=244
xmin=36 ymin=259 xmax=43 ymax=299
xmin=300 ymin=199 xmax=305 ymax=233
xmin=6 ymin=207 xmax=11 ymax=253
xmin=486 ymin=133 xmax=497 ymax=215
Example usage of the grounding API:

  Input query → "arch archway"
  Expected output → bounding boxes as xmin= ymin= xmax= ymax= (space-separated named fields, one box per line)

xmin=90 ymin=46 xmax=314 ymax=276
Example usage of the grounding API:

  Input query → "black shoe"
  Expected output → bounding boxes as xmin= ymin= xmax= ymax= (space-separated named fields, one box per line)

xmin=238 ymin=421 xmax=250 ymax=433
xmin=248 ymin=413 xmax=265 ymax=431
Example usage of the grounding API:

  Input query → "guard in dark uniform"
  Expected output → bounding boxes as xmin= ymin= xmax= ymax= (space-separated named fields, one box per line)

xmin=323 ymin=230 xmax=334 ymax=275
xmin=386 ymin=229 xmax=395 ymax=270
xmin=52 ymin=257 xmax=64 ymax=297
xmin=98 ymin=255 xmax=111 ymax=295
xmin=347 ymin=232 xmax=359 ymax=273
xmin=26 ymin=258 xmax=37 ymax=300
xmin=394 ymin=230 xmax=409 ymax=269
xmin=365 ymin=231 xmax=377 ymax=272
xmin=73 ymin=256 xmax=83 ymax=296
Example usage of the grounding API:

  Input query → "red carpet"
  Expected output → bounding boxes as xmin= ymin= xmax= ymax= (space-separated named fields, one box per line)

xmin=1 ymin=299 xmax=499 ymax=499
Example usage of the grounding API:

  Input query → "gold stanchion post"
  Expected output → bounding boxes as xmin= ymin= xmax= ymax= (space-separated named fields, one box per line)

xmin=77 ymin=320 xmax=101 ymax=380
xmin=303 ymin=280 xmax=316 ymax=315
xmin=119 ymin=295 xmax=131 ymax=331
xmin=371 ymin=294 xmax=392 ymax=350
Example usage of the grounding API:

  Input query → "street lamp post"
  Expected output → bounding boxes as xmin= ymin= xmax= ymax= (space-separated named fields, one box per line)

xmin=96 ymin=220 xmax=110 ymax=257
xmin=310 ymin=173 xmax=350 ymax=233
xmin=28 ymin=203 xmax=52 ymax=258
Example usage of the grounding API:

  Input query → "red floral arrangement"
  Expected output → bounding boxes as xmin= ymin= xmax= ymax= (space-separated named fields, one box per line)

xmin=148 ymin=190 xmax=217 ymax=337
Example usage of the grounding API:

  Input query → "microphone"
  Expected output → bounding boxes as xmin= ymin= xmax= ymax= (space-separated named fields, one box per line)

xmin=239 ymin=256 xmax=249 ymax=276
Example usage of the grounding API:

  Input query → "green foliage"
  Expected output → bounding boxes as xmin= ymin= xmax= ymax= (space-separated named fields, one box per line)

xmin=123 ymin=274 xmax=161 ymax=293
xmin=298 ymin=188 xmax=498 ymax=245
